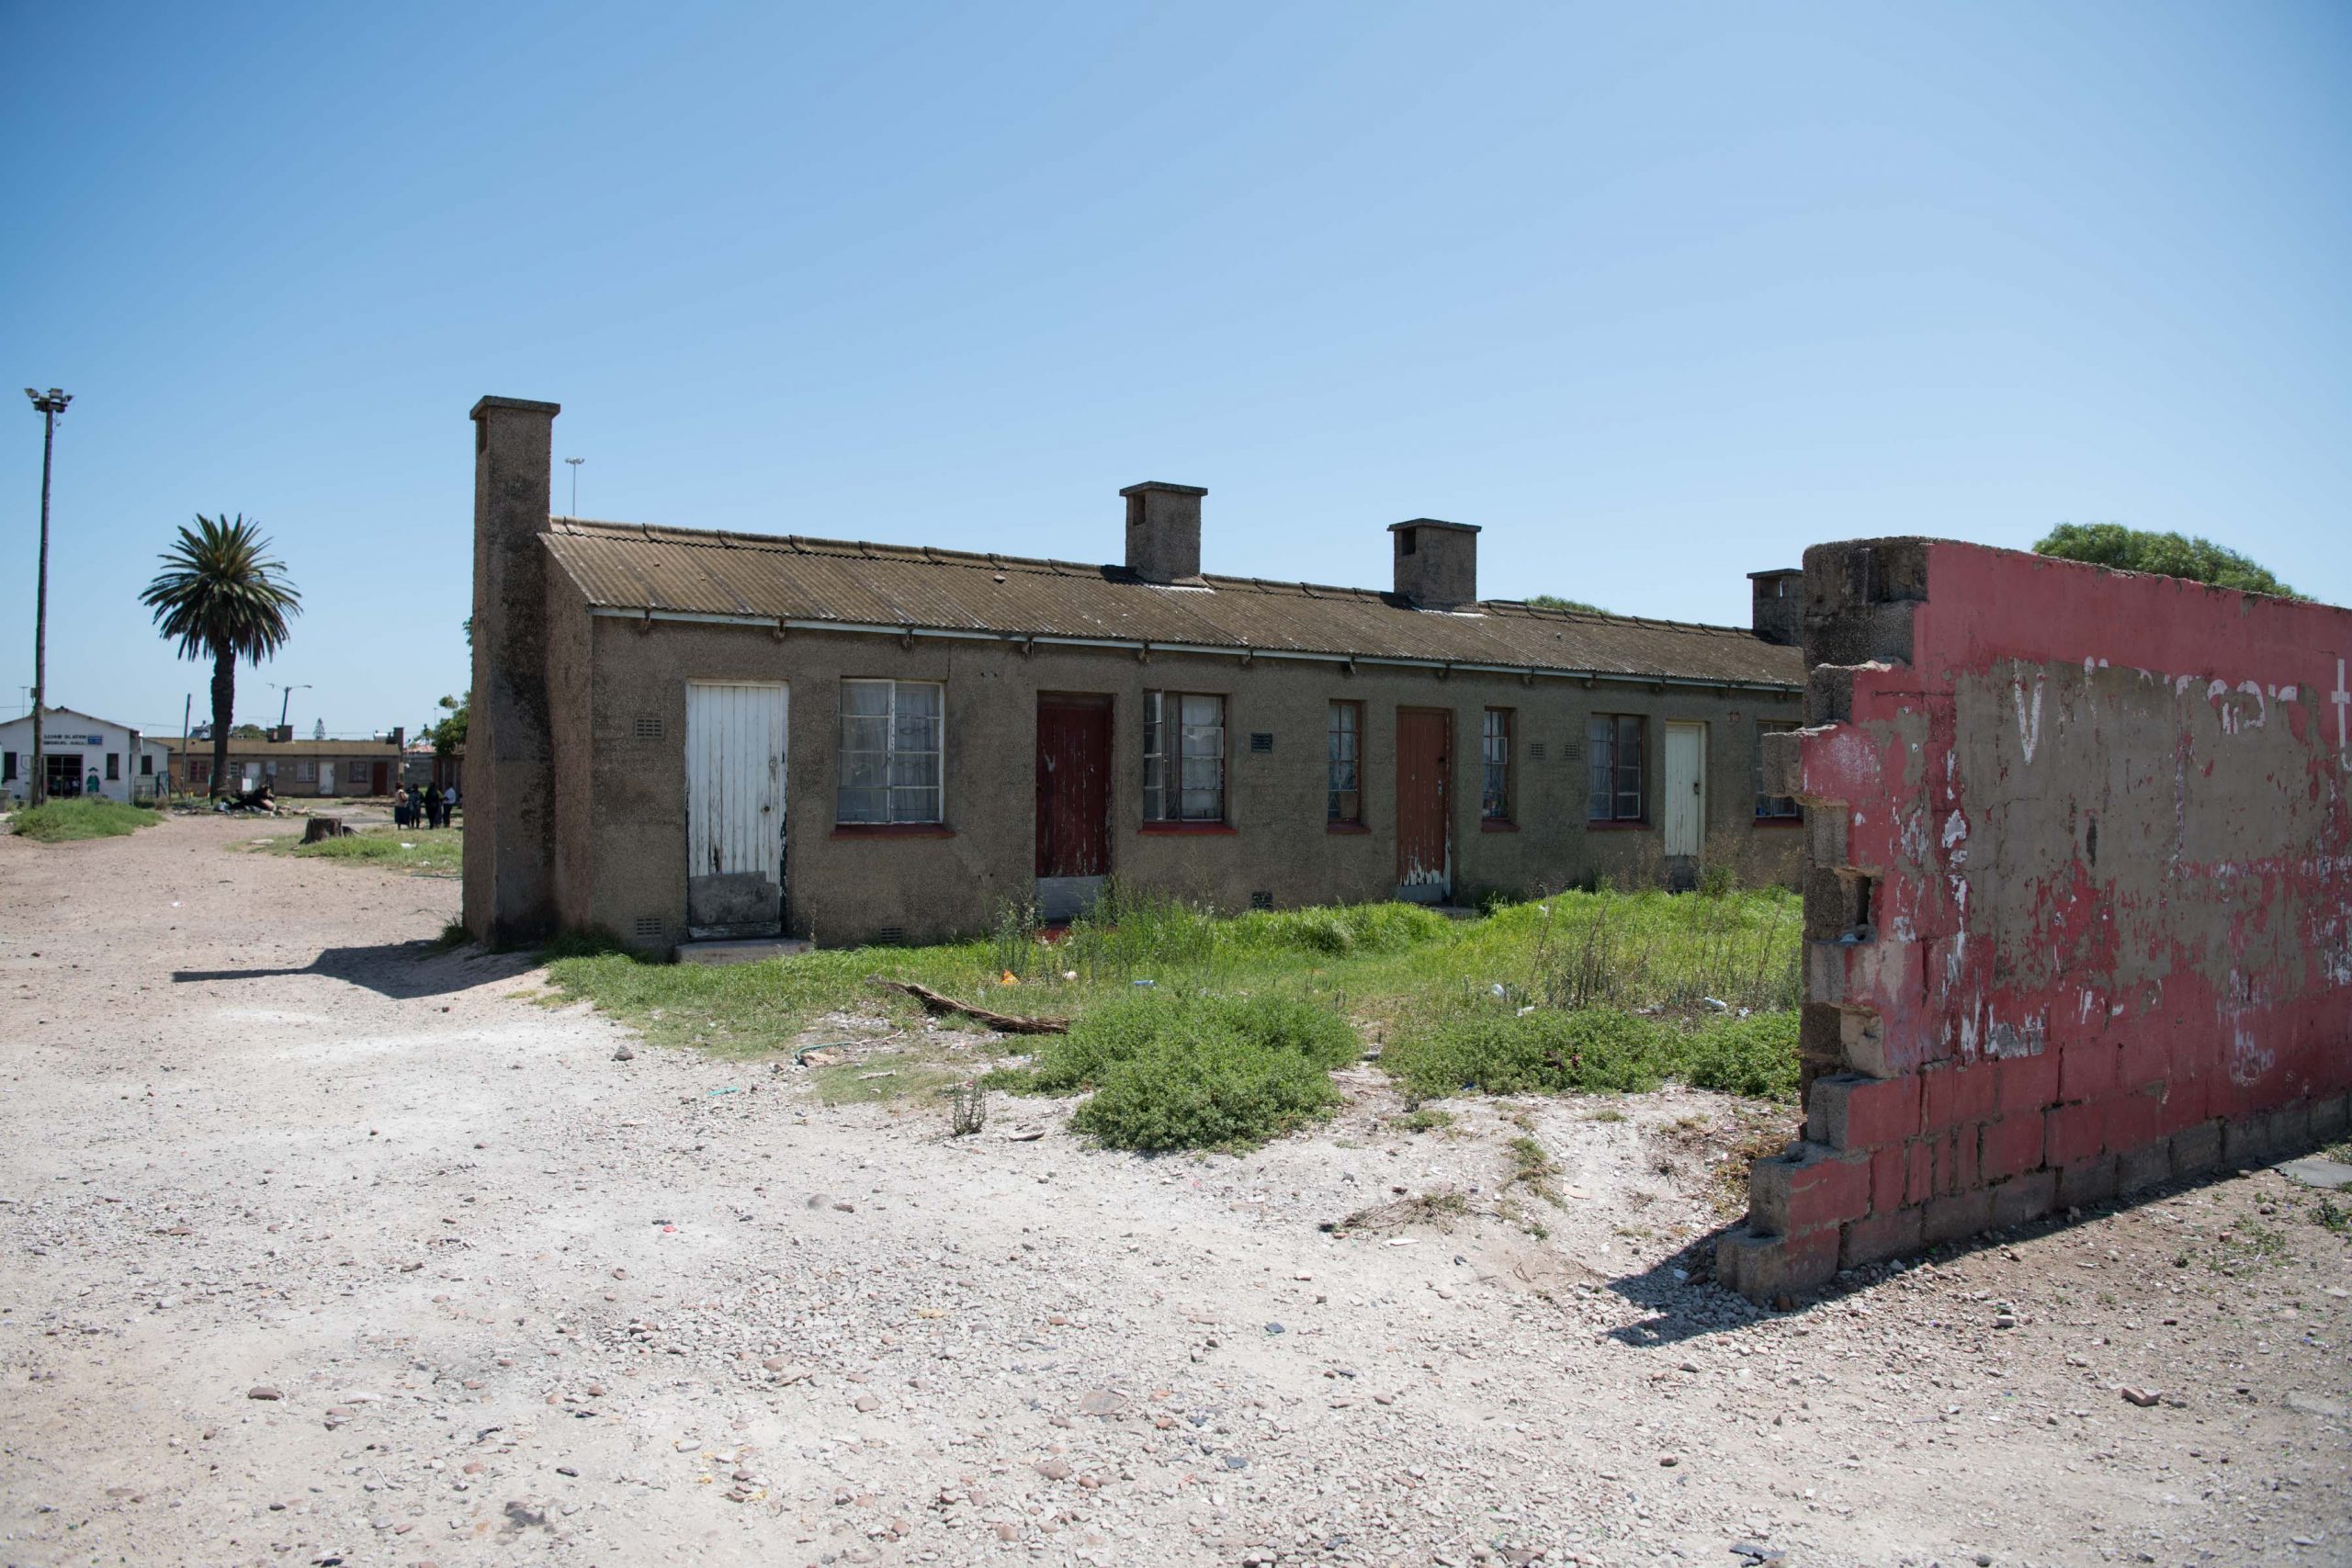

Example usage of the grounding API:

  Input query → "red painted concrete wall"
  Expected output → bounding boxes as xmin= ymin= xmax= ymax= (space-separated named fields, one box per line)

xmin=1720 ymin=538 xmax=2352 ymax=1300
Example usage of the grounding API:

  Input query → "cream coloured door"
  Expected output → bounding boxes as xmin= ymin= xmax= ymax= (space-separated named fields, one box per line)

xmin=1663 ymin=721 xmax=1706 ymax=858
xmin=684 ymin=682 xmax=789 ymax=938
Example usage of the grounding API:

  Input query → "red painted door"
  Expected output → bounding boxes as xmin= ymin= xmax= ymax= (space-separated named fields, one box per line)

xmin=372 ymin=761 xmax=390 ymax=796
xmin=1395 ymin=707 xmax=1452 ymax=900
xmin=1035 ymin=694 xmax=1113 ymax=878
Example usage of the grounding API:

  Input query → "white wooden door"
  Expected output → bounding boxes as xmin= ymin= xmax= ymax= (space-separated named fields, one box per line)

xmin=685 ymin=682 xmax=789 ymax=937
xmin=1663 ymin=721 xmax=1706 ymax=859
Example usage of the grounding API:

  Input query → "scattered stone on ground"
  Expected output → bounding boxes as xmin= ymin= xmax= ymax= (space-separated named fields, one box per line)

xmin=1 ymin=815 xmax=2346 ymax=1566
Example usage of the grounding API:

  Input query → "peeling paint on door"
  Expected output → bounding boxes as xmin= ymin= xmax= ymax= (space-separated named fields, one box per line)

xmin=685 ymin=681 xmax=787 ymax=938
xmin=1395 ymin=707 xmax=1451 ymax=902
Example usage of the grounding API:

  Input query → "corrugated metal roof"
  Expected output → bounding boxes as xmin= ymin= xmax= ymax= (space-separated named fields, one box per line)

xmin=541 ymin=520 xmax=1803 ymax=689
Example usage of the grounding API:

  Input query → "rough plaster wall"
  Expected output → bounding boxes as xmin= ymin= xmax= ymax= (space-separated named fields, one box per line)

xmin=462 ymin=399 xmax=560 ymax=945
xmin=571 ymin=617 xmax=1802 ymax=949
xmin=1720 ymin=538 xmax=2352 ymax=1302
xmin=545 ymin=570 xmax=595 ymax=932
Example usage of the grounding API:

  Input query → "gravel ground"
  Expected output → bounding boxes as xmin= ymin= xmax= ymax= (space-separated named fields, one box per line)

xmin=2 ymin=815 xmax=2346 ymax=1568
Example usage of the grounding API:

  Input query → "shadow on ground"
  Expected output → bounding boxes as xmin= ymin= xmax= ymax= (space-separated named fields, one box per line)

xmin=173 ymin=941 xmax=532 ymax=1000
xmin=1600 ymin=1147 xmax=2348 ymax=1349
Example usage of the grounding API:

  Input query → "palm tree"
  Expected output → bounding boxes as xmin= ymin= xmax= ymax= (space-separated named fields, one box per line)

xmin=141 ymin=514 xmax=302 ymax=797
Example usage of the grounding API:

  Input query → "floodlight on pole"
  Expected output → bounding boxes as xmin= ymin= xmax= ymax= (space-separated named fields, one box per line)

xmin=24 ymin=388 xmax=70 ymax=808
xmin=272 ymin=682 xmax=312 ymax=730
xmin=564 ymin=457 xmax=584 ymax=518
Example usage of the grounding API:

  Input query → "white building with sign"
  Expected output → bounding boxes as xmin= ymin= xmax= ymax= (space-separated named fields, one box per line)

xmin=0 ymin=707 xmax=172 ymax=806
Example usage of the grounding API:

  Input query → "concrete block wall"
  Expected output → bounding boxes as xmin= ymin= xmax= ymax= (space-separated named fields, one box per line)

xmin=1719 ymin=538 xmax=2352 ymax=1301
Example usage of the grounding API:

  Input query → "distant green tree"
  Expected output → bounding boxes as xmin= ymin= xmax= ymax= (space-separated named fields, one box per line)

xmin=430 ymin=617 xmax=471 ymax=758
xmin=229 ymin=723 xmax=267 ymax=739
xmin=2032 ymin=524 xmax=2299 ymax=598
xmin=1527 ymin=593 xmax=1610 ymax=615
xmin=140 ymin=514 xmax=303 ymax=797
xmin=427 ymin=693 xmax=469 ymax=758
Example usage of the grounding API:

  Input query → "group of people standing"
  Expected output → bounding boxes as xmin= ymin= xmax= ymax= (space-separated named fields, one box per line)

xmin=395 ymin=783 xmax=456 ymax=829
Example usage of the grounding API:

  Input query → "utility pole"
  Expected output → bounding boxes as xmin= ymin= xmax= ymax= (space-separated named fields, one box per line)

xmin=24 ymin=388 xmax=70 ymax=808
xmin=180 ymin=693 xmax=192 ymax=800
xmin=564 ymin=456 xmax=583 ymax=517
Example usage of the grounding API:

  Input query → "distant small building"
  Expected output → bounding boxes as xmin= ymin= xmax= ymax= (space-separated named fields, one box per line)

xmin=403 ymin=739 xmax=463 ymax=791
xmin=171 ymin=728 xmax=407 ymax=797
xmin=1 ymin=707 xmax=171 ymax=805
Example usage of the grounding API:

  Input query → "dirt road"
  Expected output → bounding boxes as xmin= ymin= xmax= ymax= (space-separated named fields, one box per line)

xmin=2 ymin=816 xmax=2346 ymax=1567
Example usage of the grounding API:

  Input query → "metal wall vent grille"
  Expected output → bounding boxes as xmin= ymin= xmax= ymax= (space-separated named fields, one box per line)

xmin=633 ymin=716 xmax=663 ymax=739
xmin=1250 ymin=732 xmax=1274 ymax=753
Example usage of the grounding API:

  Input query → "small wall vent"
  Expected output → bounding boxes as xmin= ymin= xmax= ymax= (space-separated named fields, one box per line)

xmin=1527 ymin=741 xmax=1547 ymax=762
xmin=872 ymin=925 xmax=907 ymax=945
xmin=1249 ymin=732 xmax=1274 ymax=754
xmin=632 ymin=916 xmax=665 ymax=940
xmin=633 ymin=716 xmax=663 ymax=740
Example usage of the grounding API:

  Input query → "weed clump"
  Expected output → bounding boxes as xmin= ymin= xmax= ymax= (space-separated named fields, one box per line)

xmin=1004 ymin=990 xmax=1355 ymax=1151
xmin=1382 ymin=1007 xmax=1799 ymax=1102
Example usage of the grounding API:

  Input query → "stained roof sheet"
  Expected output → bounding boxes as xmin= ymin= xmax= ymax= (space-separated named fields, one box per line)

xmin=541 ymin=520 xmax=1802 ymax=688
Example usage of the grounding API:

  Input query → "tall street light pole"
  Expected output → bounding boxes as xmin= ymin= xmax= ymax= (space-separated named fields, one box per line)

xmin=273 ymin=681 xmax=311 ymax=733
xmin=24 ymin=388 xmax=70 ymax=808
xmin=564 ymin=456 xmax=583 ymax=517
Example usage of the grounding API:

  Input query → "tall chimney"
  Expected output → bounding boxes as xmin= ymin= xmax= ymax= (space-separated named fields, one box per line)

xmin=1120 ymin=481 xmax=1206 ymax=583
xmin=1389 ymin=519 xmax=1480 ymax=610
xmin=1747 ymin=568 xmax=1803 ymax=646
xmin=465 ymin=395 xmax=561 ymax=945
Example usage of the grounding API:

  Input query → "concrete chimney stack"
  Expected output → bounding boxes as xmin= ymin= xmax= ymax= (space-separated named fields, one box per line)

xmin=465 ymin=395 xmax=561 ymax=945
xmin=1389 ymin=519 xmax=1480 ymax=610
xmin=1747 ymin=568 xmax=1803 ymax=646
xmin=1120 ymin=482 xmax=1206 ymax=583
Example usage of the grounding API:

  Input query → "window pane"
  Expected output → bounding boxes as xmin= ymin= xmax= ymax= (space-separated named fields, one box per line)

xmin=892 ymin=711 xmax=938 ymax=753
xmin=1180 ymin=754 xmax=1220 ymax=792
xmin=841 ymin=715 xmax=888 ymax=754
xmin=888 ymin=750 xmax=939 ymax=790
xmin=842 ymin=750 xmax=886 ymax=789
xmin=897 ymin=682 xmax=942 ymax=717
xmin=841 ymin=681 xmax=892 ymax=717
xmin=1180 ymin=786 xmax=1222 ymax=819
xmin=837 ymin=785 xmax=887 ymax=823
xmin=889 ymin=785 xmax=941 ymax=824
xmin=1180 ymin=694 xmax=1221 ymax=728
xmin=1587 ymin=716 xmax=1613 ymax=819
xmin=1331 ymin=789 xmax=1359 ymax=823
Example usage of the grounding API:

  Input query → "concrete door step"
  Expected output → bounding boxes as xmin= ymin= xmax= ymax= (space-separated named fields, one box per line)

xmin=676 ymin=937 xmax=814 ymax=966
xmin=2277 ymin=1156 xmax=2352 ymax=1191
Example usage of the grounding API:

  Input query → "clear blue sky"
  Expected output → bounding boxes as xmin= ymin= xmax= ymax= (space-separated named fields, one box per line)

xmin=6 ymin=2 xmax=2348 ymax=739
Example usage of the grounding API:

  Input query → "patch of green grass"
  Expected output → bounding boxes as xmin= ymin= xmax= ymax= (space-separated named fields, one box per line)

xmin=2311 ymin=1197 xmax=2350 ymax=1236
xmin=808 ymin=1051 xmax=965 ymax=1108
xmin=541 ymin=883 xmax=1804 ymax=1127
xmin=1382 ymin=1007 xmax=1800 ymax=1102
xmin=6 ymin=798 xmax=163 ymax=842
xmin=257 ymin=825 xmax=462 ymax=877
xmin=1392 ymin=1108 xmax=1455 ymax=1135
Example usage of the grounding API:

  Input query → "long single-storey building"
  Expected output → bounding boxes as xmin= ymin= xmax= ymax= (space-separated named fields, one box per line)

xmin=463 ymin=396 xmax=1806 ymax=952
xmin=172 ymin=732 xmax=408 ymax=797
